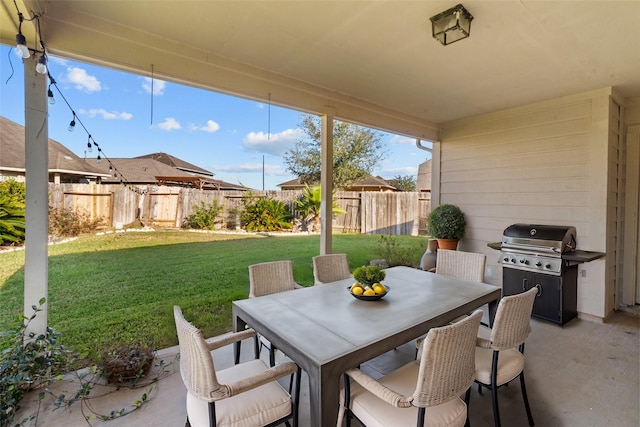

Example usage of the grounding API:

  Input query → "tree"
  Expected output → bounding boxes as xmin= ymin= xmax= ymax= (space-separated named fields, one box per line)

xmin=388 ymin=175 xmax=416 ymax=192
xmin=283 ymin=114 xmax=387 ymax=189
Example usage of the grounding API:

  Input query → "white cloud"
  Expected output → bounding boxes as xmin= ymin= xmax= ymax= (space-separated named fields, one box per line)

xmin=66 ymin=67 xmax=101 ymax=92
xmin=389 ymin=135 xmax=415 ymax=145
xmin=79 ymin=108 xmax=132 ymax=120
xmin=199 ymin=120 xmax=220 ymax=133
xmin=142 ymin=77 xmax=166 ymax=95
xmin=49 ymin=56 xmax=68 ymax=66
xmin=242 ymin=128 xmax=304 ymax=156
xmin=158 ymin=117 xmax=181 ymax=131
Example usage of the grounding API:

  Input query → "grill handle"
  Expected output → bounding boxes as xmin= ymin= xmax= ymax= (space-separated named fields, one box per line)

xmin=522 ymin=278 xmax=528 ymax=291
xmin=535 ymin=284 xmax=542 ymax=297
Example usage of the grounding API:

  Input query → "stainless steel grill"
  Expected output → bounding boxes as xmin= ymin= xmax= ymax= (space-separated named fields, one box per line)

xmin=497 ymin=223 xmax=604 ymax=326
xmin=500 ymin=224 xmax=577 ymax=276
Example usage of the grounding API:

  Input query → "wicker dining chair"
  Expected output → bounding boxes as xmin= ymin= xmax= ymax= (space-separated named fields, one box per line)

xmin=338 ymin=310 xmax=483 ymax=427
xmin=173 ymin=306 xmax=301 ymax=427
xmin=470 ymin=287 xmax=538 ymax=427
xmin=417 ymin=249 xmax=487 ymax=357
xmin=248 ymin=260 xmax=303 ymax=366
xmin=434 ymin=249 xmax=486 ymax=282
xmin=312 ymin=253 xmax=352 ymax=285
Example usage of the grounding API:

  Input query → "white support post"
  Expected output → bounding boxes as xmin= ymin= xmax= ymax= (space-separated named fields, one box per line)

xmin=24 ymin=61 xmax=49 ymax=336
xmin=320 ymin=110 xmax=334 ymax=255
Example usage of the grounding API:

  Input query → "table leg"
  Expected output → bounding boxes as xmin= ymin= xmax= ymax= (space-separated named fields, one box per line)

xmin=488 ymin=298 xmax=499 ymax=328
xmin=233 ymin=315 xmax=247 ymax=364
xmin=307 ymin=365 xmax=341 ymax=427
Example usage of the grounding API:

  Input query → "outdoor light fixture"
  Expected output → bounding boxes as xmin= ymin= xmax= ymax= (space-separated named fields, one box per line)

xmin=47 ymin=86 xmax=55 ymax=105
xmin=430 ymin=3 xmax=473 ymax=46
xmin=87 ymin=136 xmax=92 ymax=152
xmin=15 ymin=32 xmax=30 ymax=58
xmin=35 ymin=54 xmax=47 ymax=74
xmin=96 ymin=154 xmax=101 ymax=164
xmin=68 ymin=113 xmax=76 ymax=132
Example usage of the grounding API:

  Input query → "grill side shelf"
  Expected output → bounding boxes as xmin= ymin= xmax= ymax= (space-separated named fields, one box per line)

xmin=562 ymin=250 xmax=605 ymax=263
xmin=487 ymin=242 xmax=501 ymax=251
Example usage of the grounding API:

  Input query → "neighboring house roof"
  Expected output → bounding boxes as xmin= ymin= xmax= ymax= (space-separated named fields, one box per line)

xmin=0 ymin=116 xmax=109 ymax=180
xmin=90 ymin=157 xmax=248 ymax=190
xmin=278 ymin=175 xmax=398 ymax=192
xmin=135 ymin=152 xmax=214 ymax=178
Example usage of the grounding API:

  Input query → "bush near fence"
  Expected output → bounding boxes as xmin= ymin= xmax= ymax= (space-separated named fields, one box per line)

xmin=48 ymin=184 xmax=431 ymax=236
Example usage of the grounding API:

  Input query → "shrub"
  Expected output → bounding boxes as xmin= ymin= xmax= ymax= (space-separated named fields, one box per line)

xmin=0 ymin=179 xmax=26 ymax=204
xmin=374 ymin=235 xmax=423 ymax=268
xmin=0 ymin=180 xmax=26 ymax=245
xmin=48 ymin=208 xmax=103 ymax=238
xmin=0 ymin=195 xmax=26 ymax=245
xmin=182 ymin=201 xmax=223 ymax=230
xmin=241 ymin=195 xmax=292 ymax=232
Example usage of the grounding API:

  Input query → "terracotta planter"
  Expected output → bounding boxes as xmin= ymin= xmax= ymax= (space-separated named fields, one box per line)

xmin=436 ymin=238 xmax=459 ymax=250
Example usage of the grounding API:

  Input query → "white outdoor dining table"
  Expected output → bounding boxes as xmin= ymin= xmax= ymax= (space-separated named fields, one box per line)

xmin=232 ymin=265 xmax=501 ymax=427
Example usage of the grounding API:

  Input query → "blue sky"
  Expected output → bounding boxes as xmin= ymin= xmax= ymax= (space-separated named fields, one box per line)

xmin=1 ymin=46 xmax=431 ymax=190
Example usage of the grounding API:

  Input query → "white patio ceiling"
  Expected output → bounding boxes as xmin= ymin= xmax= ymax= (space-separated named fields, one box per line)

xmin=2 ymin=0 xmax=639 ymax=141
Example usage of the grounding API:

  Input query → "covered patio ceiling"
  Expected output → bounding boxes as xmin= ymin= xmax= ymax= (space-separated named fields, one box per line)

xmin=2 ymin=0 xmax=639 ymax=141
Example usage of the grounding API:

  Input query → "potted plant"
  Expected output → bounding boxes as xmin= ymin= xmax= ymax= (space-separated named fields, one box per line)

xmin=427 ymin=204 xmax=466 ymax=250
xmin=352 ymin=265 xmax=386 ymax=287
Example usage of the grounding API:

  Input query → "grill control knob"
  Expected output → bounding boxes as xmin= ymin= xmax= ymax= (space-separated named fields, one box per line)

xmin=545 ymin=264 xmax=551 ymax=269
xmin=503 ymin=257 xmax=509 ymax=262
xmin=535 ymin=261 xmax=542 ymax=267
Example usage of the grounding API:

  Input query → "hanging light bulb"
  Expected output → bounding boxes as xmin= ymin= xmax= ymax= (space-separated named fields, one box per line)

xmin=15 ymin=33 xmax=30 ymax=58
xmin=35 ymin=54 xmax=48 ymax=74
xmin=108 ymin=164 xmax=113 ymax=173
xmin=96 ymin=154 xmax=101 ymax=164
xmin=47 ymin=86 xmax=55 ymax=105
xmin=86 ymin=137 xmax=92 ymax=153
xmin=68 ymin=113 xmax=76 ymax=132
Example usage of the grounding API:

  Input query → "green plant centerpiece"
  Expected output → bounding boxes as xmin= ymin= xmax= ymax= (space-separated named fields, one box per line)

xmin=427 ymin=204 xmax=466 ymax=250
xmin=350 ymin=265 xmax=388 ymax=298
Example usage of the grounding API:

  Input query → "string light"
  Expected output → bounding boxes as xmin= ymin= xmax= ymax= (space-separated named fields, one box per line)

xmin=68 ymin=112 xmax=76 ymax=132
xmin=47 ymin=85 xmax=55 ymax=105
xmin=35 ymin=54 xmax=47 ymax=74
xmin=14 ymin=13 xmax=30 ymax=58
xmin=13 ymin=6 xmax=137 ymax=192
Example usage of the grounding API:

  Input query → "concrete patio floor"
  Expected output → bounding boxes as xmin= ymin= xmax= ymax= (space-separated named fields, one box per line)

xmin=15 ymin=310 xmax=639 ymax=427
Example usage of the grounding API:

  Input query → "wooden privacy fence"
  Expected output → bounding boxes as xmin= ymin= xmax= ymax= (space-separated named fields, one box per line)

xmin=48 ymin=184 xmax=431 ymax=236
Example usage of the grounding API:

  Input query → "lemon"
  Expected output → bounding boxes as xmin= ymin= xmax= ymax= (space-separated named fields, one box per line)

xmin=351 ymin=286 xmax=364 ymax=295
xmin=351 ymin=282 xmax=363 ymax=291
xmin=363 ymin=289 xmax=376 ymax=296
xmin=373 ymin=284 xmax=386 ymax=295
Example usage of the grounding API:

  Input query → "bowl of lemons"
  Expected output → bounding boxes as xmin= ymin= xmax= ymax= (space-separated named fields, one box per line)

xmin=348 ymin=282 xmax=389 ymax=301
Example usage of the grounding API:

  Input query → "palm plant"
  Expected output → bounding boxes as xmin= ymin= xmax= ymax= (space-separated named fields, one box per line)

xmin=0 ymin=194 xmax=26 ymax=245
xmin=295 ymin=185 xmax=345 ymax=231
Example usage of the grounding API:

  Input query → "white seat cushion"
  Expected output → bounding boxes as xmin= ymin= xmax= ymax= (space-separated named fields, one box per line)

xmin=475 ymin=347 xmax=525 ymax=386
xmin=349 ymin=362 xmax=467 ymax=427
xmin=186 ymin=359 xmax=292 ymax=427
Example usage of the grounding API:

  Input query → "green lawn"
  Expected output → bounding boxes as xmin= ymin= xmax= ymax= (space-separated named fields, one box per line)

xmin=0 ymin=231 xmax=427 ymax=365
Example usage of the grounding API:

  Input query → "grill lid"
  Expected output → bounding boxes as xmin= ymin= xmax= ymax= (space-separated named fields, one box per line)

xmin=502 ymin=224 xmax=576 ymax=254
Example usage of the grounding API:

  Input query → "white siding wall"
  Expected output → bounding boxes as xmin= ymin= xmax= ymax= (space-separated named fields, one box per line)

xmin=436 ymin=88 xmax=618 ymax=320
